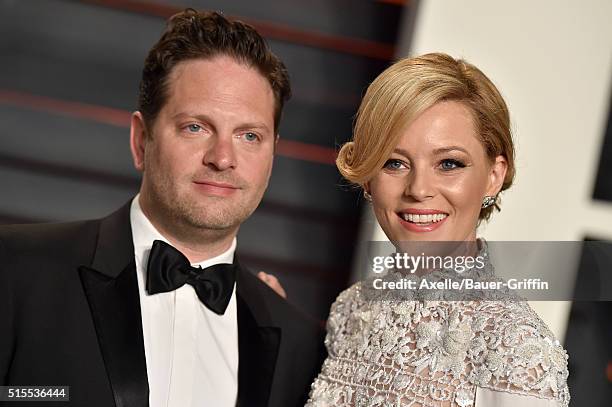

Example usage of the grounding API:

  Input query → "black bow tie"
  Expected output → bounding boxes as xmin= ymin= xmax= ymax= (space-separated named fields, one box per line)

xmin=146 ymin=240 xmax=236 ymax=315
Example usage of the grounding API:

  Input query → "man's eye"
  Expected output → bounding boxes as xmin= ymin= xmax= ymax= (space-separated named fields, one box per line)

xmin=383 ymin=159 xmax=405 ymax=170
xmin=440 ymin=159 xmax=466 ymax=171
xmin=244 ymin=132 xmax=259 ymax=142
xmin=186 ymin=124 xmax=202 ymax=132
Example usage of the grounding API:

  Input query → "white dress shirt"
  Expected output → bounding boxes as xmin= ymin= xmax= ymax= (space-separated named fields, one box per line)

xmin=130 ymin=196 xmax=239 ymax=407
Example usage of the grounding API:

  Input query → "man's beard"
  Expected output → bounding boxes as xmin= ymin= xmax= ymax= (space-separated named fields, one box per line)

xmin=166 ymin=192 xmax=253 ymax=230
xmin=146 ymin=171 xmax=260 ymax=233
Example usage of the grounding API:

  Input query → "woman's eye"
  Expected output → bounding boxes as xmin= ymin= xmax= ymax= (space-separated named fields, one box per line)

xmin=440 ymin=159 xmax=465 ymax=170
xmin=383 ymin=159 xmax=406 ymax=170
xmin=243 ymin=132 xmax=259 ymax=142
xmin=186 ymin=124 xmax=202 ymax=133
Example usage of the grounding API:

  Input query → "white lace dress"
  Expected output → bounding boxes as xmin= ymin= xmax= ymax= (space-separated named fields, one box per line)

xmin=306 ymin=247 xmax=570 ymax=407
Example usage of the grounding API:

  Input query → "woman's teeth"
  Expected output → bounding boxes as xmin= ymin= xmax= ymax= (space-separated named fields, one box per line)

xmin=401 ymin=213 xmax=448 ymax=223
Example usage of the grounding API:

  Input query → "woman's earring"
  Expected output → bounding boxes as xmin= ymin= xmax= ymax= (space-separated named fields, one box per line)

xmin=363 ymin=190 xmax=372 ymax=202
xmin=481 ymin=195 xmax=496 ymax=209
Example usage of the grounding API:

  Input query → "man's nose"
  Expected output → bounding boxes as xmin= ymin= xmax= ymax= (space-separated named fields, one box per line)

xmin=202 ymin=135 xmax=236 ymax=170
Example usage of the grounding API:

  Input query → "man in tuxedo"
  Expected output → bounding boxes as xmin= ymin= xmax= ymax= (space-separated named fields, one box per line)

xmin=0 ymin=9 xmax=325 ymax=407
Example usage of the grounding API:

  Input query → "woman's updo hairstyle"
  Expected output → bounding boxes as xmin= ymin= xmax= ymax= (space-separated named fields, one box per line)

xmin=336 ymin=52 xmax=515 ymax=221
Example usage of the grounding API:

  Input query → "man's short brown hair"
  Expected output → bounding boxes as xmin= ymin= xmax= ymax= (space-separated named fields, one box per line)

xmin=138 ymin=9 xmax=291 ymax=133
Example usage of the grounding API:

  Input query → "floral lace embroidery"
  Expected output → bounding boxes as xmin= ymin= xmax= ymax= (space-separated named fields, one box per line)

xmin=306 ymin=243 xmax=570 ymax=407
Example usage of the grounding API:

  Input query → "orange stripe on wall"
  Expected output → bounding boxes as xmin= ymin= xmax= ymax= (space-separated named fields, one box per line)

xmin=81 ymin=0 xmax=396 ymax=60
xmin=376 ymin=0 xmax=409 ymax=6
xmin=276 ymin=139 xmax=337 ymax=165
xmin=0 ymin=89 xmax=131 ymax=128
xmin=0 ymin=89 xmax=338 ymax=165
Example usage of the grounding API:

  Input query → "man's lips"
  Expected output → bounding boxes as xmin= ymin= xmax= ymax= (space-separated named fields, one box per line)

xmin=193 ymin=180 xmax=239 ymax=196
xmin=194 ymin=180 xmax=237 ymax=189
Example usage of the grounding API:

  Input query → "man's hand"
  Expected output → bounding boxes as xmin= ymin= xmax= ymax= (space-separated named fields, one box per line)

xmin=257 ymin=271 xmax=287 ymax=299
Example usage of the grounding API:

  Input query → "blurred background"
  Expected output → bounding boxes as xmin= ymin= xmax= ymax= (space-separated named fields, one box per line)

xmin=0 ymin=0 xmax=610 ymax=405
xmin=0 ymin=0 xmax=404 ymax=318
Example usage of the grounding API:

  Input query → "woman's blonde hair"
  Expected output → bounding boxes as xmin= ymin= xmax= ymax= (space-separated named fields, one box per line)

xmin=336 ymin=52 xmax=515 ymax=221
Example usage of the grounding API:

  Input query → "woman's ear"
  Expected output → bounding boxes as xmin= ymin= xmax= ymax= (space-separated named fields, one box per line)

xmin=487 ymin=155 xmax=508 ymax=195
xmin=363 ymin=182 xmax=373 ymax=202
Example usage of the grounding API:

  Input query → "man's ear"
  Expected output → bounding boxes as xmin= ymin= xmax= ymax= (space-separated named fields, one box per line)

xmin=130 ymin=111 xmax=147 ymax=172
xmin=487 ymin=155 xmax=508 ymax=196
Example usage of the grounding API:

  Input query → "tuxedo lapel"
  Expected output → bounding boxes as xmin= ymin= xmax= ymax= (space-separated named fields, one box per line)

xmin=78 ymin=202 xmax=149 ymax=407
xmin=235 ymin=265 xmax=281 ymax=407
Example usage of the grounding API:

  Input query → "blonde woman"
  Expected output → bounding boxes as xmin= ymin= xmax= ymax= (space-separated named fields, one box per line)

xmin=306 ymin=53 xmax=570 ymax=407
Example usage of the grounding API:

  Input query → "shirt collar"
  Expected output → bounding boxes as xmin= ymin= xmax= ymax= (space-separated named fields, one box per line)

xmin=130 ymin=194 xmax=237 ymax=271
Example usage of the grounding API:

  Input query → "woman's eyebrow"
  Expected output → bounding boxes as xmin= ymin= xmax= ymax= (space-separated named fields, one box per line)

xmin=392 ymin=146 xmax=470 ymax=156
xmin=392 ymin=147 xmax=410 ymax=157
xmin=432 ymin=146 xmax=470 ymax=155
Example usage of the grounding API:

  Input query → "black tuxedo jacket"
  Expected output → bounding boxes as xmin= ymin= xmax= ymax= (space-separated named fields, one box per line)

xmin=0 ymin=203 xmax=326 ymax=407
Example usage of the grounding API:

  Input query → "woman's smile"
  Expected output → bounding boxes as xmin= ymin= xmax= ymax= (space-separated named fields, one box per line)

xmin=368 ymin=101 xmax=507 ymax=242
